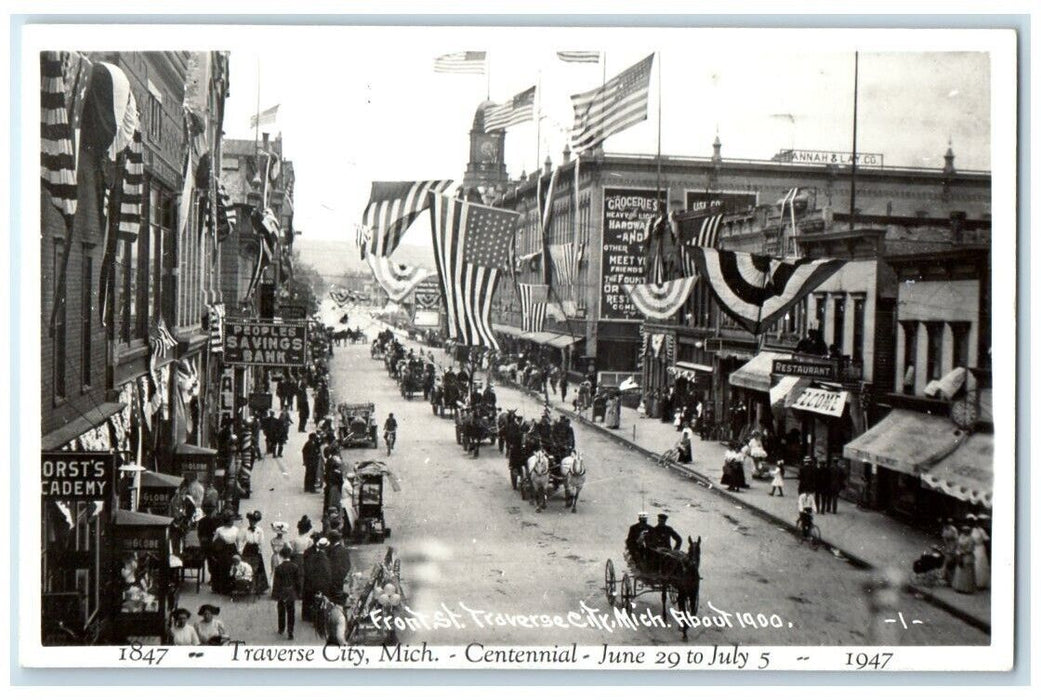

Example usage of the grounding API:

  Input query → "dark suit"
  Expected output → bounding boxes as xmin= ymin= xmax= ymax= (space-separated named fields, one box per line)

xmin=626 ymin=522 xmax=651 ymax=554
xmin=327 ymin=543 xmax=352 ymax=592
xmin=302 ymin=439 xmax=321 ymax=492
xmin=647 ymin=523 xmax=682 ymax=550
xmin=302 ymin=548 xmax=332 ymax=622
xmin=813 ymin=465 xmax=827 ymax=513
xmin=271 ymin=559 xmax=302 ymax=636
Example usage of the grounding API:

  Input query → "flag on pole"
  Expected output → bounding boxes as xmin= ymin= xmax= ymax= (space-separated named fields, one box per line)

xmin=246 ymin=208 xmax=280 ymax=299
xmin=779 ymin=187 xmax=801 ymax=256
xmin=483 ymin=86 xmax=535 ymax=132
xmin=557 ymin=51 xmax=601 ymax=64
xmin=676 ymin=208 xmax=724 ymax=276
xmin=100 ymin=127 xmax=144 ymax=323
xmin=355 ymin=224 xmax=372 ymax=260
xmin=518 ymin=283 xmax=549 ymax=333
xmin=365 ymin=256 xmax=433 ymax=303
xmin=624 ymin=276 xmax=699 ymax=320
xmin=250 ymin=104 xmax=279 ymax=129
xmin=643 ymin=213 xmax=673 ymax=285
xmin=536 ymin=167 xmax=558 ymax=285
xmin=570 ymin=53 xmax=653 ymax=153
xmin=685 ymin=247 xmax=845 ymax=335
xmin=362 ymin=180 xmax=454 ymax=257
xmin=549 ymin=242 xmax=581 ymax=288
xmin=429 ymin=195 xmax=519 ymax=349
xmin=40 ymin=51 xmax=77 ymax=230
xmin=433 ymin=51 xmax=487 ymax=74
xmin=148 ymin=317 xmax=178 ymax=376
xmin=207 ymin=303 xmax=225 ymax=354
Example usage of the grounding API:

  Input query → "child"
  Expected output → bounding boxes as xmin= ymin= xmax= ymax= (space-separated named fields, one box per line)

xmin=770 ymin=460 xmax=786 ymax=497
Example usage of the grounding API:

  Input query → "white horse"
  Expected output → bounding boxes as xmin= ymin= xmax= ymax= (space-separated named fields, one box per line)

xmin=561 ymin=451 xmax=587 ymax=513
xmin=526 ymin=449 xmax=551 ymax=513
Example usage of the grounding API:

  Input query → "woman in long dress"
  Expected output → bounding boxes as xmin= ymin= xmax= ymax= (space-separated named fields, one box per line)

xmin=950 ymin=525 xmax=977 ymax=594
xmin=237 ymin=510 xmax=269 ymax=593
xmin=211 ymin=512 xmax=240 ymax=595
xmin=969 ymin=516 xmax=991 ymax=590
xmin=270 ymin=522 xmax=289 ymax=575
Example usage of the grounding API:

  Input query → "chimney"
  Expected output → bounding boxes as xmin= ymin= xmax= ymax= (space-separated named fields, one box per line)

xmin=943 ymin=141 xmax=956 ymax=175
xmin=711 ymin=133 xmax=722 ymax=163
xmin=562 ymin=143 xmax=571 ymax=164
xmin=544 ymin=155 xmax=552 ymax=176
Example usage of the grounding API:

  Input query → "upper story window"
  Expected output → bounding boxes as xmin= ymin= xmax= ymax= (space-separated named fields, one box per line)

xmin=146 ymin=80 xmax=162 ymax=145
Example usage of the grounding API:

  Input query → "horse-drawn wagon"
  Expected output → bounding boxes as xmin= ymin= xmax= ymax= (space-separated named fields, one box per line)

xmin=343 ymin=460 xmax=396 ymax=543
xmin=337 ymin=402 xmax=379 ymax=449
xmin=455 ymin=403 xmax=497 ymax=456
xmin=604 ymin=537 xmax=701 ymax=640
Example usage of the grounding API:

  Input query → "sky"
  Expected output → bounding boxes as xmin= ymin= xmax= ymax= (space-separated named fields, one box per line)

xmin=220 ymin=27 xmax=992 ymax=262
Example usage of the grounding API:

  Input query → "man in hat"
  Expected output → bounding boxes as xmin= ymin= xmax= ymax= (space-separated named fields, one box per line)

xmin=327 ymin=531 xmax=352 ymax=594
xmin=302 ymin=433 xmax=322 ymax=493
xmin=626 ymin=512 xmax=652 ymax=563
xmin=302 ymin=536 xmax=332 ymax=623
xmin=272 ymin=545 xmax=302 ymax=639
xmin=647 ymin=513 xmax=683 ymax=551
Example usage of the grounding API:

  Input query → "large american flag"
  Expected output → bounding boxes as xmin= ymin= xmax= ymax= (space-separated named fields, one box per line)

xmin=41 ymin=51 xmax=77 ymax=230
xmin=433 ymin=51 xmax=487 ymax=74
xmin=429 ymin=195 xmax=519 ymax=349
xmin=518 ymin=283 xmax=549 ymax=333
xmin=570 ymin=53 xmax=653 ymax=153
xmin=483 ymin=86 xmax=535 ymax=132
xmin=362 ymin=180 xmax=454 ymax=258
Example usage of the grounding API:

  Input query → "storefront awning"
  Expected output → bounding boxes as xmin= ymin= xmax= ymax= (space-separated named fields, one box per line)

xmin=42 ymin=402 xmax=125 ymax=451
xmin=790 ymin=386 xmax=849 ymax=417
xmin=921 ymin=433 xmax=993 ymax=508
xmin=112 ymin=509 xmax=174 ymax=527
xmin=140 ymin=471 xmax=183 ymax=490
xmin=729 ymin=351 xmax=791 ymax=393
xmin=843 ymin=409 xmax=963 ymax=476
xmin=770 ymin=375 xmax=811 ymax=407
xmin=492 ymin=323 xmax=525 ymax=338
xmin=521 ymin=330 xmax=563 ymax=346
xmin=173 ymin=443 xmax=217 ymax=456
xmin=545 ymin=334 xmax=582 ymax=349
xmin=668 ymin=361 xmax=712 ymax=381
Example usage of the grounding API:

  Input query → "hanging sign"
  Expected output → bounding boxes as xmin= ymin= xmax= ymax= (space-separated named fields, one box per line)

xmin=601 ymin=187 xmax=668 ymax=320
xmin=791 ymin=387 xmax=849 ymax=417
xmin=40 ymin=452 xmax=115 ymax=501
xmin=224 ymin=320 xmax=308 ymax=366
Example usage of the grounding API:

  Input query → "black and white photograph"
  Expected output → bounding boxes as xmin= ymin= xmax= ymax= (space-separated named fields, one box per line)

xmin=16 ymin=16 xmax=1020 ymax=675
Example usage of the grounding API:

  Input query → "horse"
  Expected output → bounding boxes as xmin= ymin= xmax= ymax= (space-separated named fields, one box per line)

xmin=497 ymin=409 xmax=520 ymax=454
xmin=527 ymin=449 xmax=552 ymax=512
xmin=560 ymin=451 xmax=587 ymax=513
xmin=656 ymin=536 xmax=702 ymax=641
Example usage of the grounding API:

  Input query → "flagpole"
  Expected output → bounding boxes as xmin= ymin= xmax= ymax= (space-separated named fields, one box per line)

xmin=849 ymin=51 xmax=859 ymax=232
xmin=655 ymin=51 xmax=663 ymax=216
xmin=254 ymin=59 xmax=260 ymax=156
xmin=486 ymin=53 xmax=491 ymax=100
xmin=535 ymin=71 xmax=542 ymax=179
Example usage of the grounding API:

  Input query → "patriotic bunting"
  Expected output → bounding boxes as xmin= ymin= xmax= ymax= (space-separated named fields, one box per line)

xmin=100 ymin=127 xmax=144 ymax=323
xmin=362 ymin=180 xmax=454 ymax=258
xmin=365 ymin=255 xmax=433 ymax=304
xmin=41 ymin=51 xmax=77 ymax=229
xmin=676 ymin=208 xmax=724 ymax=276
xmin=570 ymin=54 xmax=653 ymax=153
xmin=557 ymin=51 xmax=601 ymax=64
xmin=624 ymin=276 xmax=699 ymax=320
xmin=329 ymin=288 xmax=353 ymax=307
xmin=549 ymin=242 xmax=582 ymax=288
xmin=483 ymin=86 xmax=535 ymax=132
xmin=429 ymin=195 xmax=519 ymax=349
xmin=208 ymin=303 xmax=225 ymax=354
xmin=518 ymin=283 xmax=549 ymax=333
xmin=686 ymin=247 xmax=846 ymax=335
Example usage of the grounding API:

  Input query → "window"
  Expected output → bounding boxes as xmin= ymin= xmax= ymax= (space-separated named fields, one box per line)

xmin=149 ymin=185 xmax=176 ymax=326
xmin=951 ymin=322 xmax=971 ymax=369
xmin=814 ymin=294 xmax=827 ymax=337
xmin=54 ymin=240 xmax=66 ymax=399
xmin=926 ymin=322 xmax=944 ymax=381
xmin=832 ymin=295 xmax=846 ymax=354
xmin=900 ymin=321 xmax=917 ymax=394
xmin=147 ymin=84 xmax=162 ymax=144
xmin=119 ymin=235 xmax=141 ymax=343
xmin=852 ymin=296 xmax=866 ymax=362
xmin=81 ymin=249 xmax=92 ymax=388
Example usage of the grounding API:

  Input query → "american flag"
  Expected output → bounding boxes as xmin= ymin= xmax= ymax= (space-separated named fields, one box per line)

xmin=365 ymin=255 xmax=432 ymax=304
xmin=433 ymin=51 xmax=486 ymax=74
xmin=208 ymin=303 xmax=225 ymax=354
xmin=570 ymin=53 xmax=653 ymax=153
xmin=355 ymin=224 xmax=372 ymax=260
xmin=549 ymin=242 xmax=582 ymax=288
xmin=362 ymin=180 xmax=454 ymax=257
xmin=429 ymin=195 xmax=519 ymax=349
xmin=557 ymin=51 xmax=601 ymax=64
xmin=677 ymin=209 xmax=724 ymax=277
xmin=246 ymin=208 xmax=280 ymax=298
xmin=41 ymin=51 xmax=77 ymax=230
xmin=148 ymin=318 xmax=178 ymax=378
xmin=483 ymin=86 xmax=535 ymax=132
xmin=519 ymin=283 xmax=549 ymax=333
xmin=100 ymin=126 xmax=144 ymax=323
xmin=249 ymin=104 xmax=279 ymax=129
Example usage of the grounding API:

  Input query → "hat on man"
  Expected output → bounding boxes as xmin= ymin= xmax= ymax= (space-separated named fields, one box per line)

xmin=317 ymin=537 xmax=330 ymax=548
xmin=198 ymin=604 xmax=221 ymax=616
xmin=328 ymin=531 xmax=342 ymax=543
xmin=657 ymin=513 xmax=668 ymax=521
xmin=637 ymin=512 xmax=648 ymax=520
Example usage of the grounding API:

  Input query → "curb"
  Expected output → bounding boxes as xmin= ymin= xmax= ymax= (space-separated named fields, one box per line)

xmin=504 ymin=380 xmax=991 ymax=635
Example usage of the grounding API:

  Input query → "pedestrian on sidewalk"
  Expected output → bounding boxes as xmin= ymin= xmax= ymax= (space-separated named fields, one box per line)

xmin=968 ymin=514 xmax=991 ymax=590
xmin=270 ymin=522 xmax=289 ymax=573
xmin=825 ymin=460 xmax=845 ymax=513
xmin=560 ymin=373 xmax=569 ymax=403
xmin=951 ymin=525 xmax=977 ymax=594
xmin=271 ymin=546 xmax=302 ymax=639
xmin=769 ymin=461 xmax=786 ymax=497
xmin=798 ymin=456 xmax=814 ymax=497
xmin=297 ymin=385 xmax=311 ymax=433
xmin=262 ymin=410 xmax=277 ymax=456
xmin=237 ymin=510 xmax=269 ymax=594
xmin=813 ymin=460 xmax=828 ymax=514
xmin=274 ymin=408 xmax=292 ymax=457
xmin=303 ymin=433 xmax=322 ymax=493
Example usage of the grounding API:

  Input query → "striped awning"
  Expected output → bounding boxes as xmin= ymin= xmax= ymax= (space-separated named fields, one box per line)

xmin=493 ymin=323 xmax=525 ymax=338
xmin=668 ymin=361 xmax=712 ymax=381
xmin=546 ymin=334 xmax=582 ymax=349
xmin=843 ymin=409 xmax=963 ymax=476
xmin=921 ymin=433 xmax=993 ymax=508
xmin=729 ymin=351 xmax=790 ymax=393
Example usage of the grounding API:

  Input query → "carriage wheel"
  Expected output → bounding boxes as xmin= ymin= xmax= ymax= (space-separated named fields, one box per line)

xmin=620 ymin=573 xmax=635 ymax=614
xmin=604 ymin=560 xmax=618 ymax=606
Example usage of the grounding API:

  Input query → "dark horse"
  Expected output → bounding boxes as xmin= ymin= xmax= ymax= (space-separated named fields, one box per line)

xmin=658 ymin=536 xmax=701 ymax=640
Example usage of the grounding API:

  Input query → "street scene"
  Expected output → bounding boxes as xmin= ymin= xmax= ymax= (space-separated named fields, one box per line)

xmin=33 ymin=29 xmax=1008 ymax=664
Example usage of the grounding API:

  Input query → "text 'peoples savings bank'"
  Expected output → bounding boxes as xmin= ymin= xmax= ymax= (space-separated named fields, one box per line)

xmin=224 ymin=321 xmax=309 ymax=367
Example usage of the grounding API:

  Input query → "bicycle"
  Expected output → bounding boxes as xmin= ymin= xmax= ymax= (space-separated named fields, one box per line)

xmin=796 ymin=510 xmax=822 ymax=551
xmin=384 ymin=430 xmax=396 ymax=456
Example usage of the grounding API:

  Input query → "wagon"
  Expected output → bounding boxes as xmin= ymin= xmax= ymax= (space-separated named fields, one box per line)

xmin=344 ymin=462 xmax=398 ymax=544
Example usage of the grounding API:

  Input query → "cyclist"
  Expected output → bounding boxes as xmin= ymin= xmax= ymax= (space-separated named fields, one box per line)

xmin=383 ymin=413 xmax=398 ymax=450
xmin=796 ymin=507 xmax=815 ymax=539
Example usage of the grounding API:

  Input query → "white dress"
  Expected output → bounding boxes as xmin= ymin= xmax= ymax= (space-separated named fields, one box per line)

xmin=971 ymin=526 xmax=990 ymax=590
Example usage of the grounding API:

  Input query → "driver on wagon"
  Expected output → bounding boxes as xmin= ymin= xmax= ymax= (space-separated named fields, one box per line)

xmin=626 ymin=512 xmax=651 ymax=562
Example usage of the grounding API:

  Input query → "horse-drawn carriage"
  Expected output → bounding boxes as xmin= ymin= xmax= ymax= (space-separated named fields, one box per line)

xmin=604 ymin=537 xmax=702 ymax=640
xmin=455 ymin=403 xmax=497 ymax=456
xmin=343 ymin=461 xmax=396 ymax=544
xmin=337 ymin=402 xmax=379 ymax=449
xmin=398 ymin=363 xmax=424 ymax=400
xmin=520 ymin=449 xmax=587 ymax=513
xmin=430 ymin=372 xmax=464 ymax=417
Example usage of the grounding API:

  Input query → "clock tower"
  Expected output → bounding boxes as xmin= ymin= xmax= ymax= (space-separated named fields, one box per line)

xmin=462 ymin=100 xmax=508 ymax=197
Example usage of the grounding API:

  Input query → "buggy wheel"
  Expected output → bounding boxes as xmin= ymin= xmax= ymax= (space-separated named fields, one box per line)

xmin=620 ymin=573 xmax=635 ymax=614
xmin=604 ymin=560 xmax=618 ymax=606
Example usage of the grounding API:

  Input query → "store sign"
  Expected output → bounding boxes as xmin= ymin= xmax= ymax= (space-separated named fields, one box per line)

xmin=685 ymin=190 xmax=758 ymax=214
xmin=40 ymin=452 xmax=114 ymax=501
xmin=773 ymin=359 xmax=836 ymax=379
xmin=172 ymin=450 xmax=217 ymax=487
xmin=138 ymin=488 xmax=173 ymax=511
xmin=413 ymin=310 xmax=440 ymax=328
xmin=224 ymin=320 xmax=308 ymax=366
xmin=774 ymin=149 xmax=884 ymax=167
xmin=114 ymin=533 xmax=164 ymax=553
xmin=601 ymin=187 xmax=668 ymax=320
xmin=278 ymin=304 xmax=307 ymax=320
xmin=791 ymin=387 xmax=849 ymax=417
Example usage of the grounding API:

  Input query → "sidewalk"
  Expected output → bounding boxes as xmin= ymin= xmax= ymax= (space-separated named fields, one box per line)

xmin=498 ymin=376 xmax=991 ymax=634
